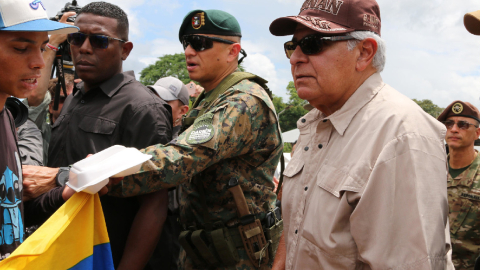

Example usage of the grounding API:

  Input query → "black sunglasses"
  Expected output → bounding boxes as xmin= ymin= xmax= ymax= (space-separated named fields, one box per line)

xmin=181 ymin=34 xmax=247 ymax=64
xmin=67 ymin=32 xmax=126 ymax=49
xmin=284 ymin=34 xmax=356 ymax=59
xmin=443 ymin=120 xmax=479 ymax=130
xmin=181 ymin=34 xmax=236 ymax=51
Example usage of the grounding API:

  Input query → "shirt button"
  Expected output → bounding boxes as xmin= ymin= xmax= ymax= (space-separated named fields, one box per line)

xmin=304 ymin=186 xmax=308 ymax=191
xmin=304 ymin=146 xmax=309 ymax=151
xmin=301 ymin=118 xmax=306 ymax=123
xmin=323 ymin=119 xmax=328 ymax=123
xmin=295 ymin=230 xmax=298 ymax=234
xmin=80 ymin=100 xmax=85 ymax=104
xmin=318 ymin=144 xmax=323 ymax=149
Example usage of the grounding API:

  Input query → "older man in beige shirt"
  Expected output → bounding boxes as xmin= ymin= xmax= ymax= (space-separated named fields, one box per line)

xmin=269 ymin=0 xmax=450 ymax=269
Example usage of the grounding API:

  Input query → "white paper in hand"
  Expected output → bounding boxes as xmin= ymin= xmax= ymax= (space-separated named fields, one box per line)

xmin=67 ymin=145 xmax=152 ymax=194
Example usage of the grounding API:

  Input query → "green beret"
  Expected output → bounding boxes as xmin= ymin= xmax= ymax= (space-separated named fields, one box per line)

xmin=178 ymin=9 xmax=242 ymax=41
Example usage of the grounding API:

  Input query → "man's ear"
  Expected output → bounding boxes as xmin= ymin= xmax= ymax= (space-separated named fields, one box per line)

xmin=180 ymin=105 xmax=189 ymax=115
xmin=227 ymin=43 xmax=241 ymax=63
xmin=356 ymin=38 xmax=377 ymax=72
xmin=121 ymin=41 xmax=134 ymax=61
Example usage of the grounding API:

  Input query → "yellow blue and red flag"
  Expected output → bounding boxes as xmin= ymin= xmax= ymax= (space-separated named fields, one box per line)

xmin=0 ymin=192 xmax=114 ymax=270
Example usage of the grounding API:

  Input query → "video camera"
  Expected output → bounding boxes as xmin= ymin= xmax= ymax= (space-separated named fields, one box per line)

xmin=49 ymin=1 xmax=82 ymax=110
xmin=50 ymin=1 xmax=82 ymax=23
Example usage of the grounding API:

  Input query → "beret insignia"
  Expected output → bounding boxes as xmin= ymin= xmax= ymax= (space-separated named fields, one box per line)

xmin=192 ymin=12 xmax=205 ymax=30
xmin=452 ymin=103 xmax=463 ymax=114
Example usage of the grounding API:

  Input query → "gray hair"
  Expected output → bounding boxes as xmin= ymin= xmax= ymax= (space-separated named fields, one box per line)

xmin=346 ymin=31 xmax=386 ymax=73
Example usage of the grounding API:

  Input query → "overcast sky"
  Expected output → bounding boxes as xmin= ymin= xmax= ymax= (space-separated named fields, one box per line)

xmin=41 ymin=0 xmax=480 ymax=108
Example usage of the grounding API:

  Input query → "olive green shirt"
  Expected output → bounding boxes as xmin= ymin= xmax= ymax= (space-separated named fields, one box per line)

xmin=449 ymin=164 xmax=470 ymax=179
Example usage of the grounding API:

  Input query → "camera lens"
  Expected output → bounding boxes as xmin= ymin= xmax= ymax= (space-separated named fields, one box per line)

xmin=5 ymin=97 xmax=28 ymax=127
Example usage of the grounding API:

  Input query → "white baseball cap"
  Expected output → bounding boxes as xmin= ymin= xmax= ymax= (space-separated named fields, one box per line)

xmin=148 ymin=77 xmax=190 ymax=105
xmin=0 ymin=0 xmax=78 ymax=34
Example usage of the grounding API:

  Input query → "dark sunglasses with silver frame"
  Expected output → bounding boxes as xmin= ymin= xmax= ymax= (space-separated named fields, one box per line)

xmin=443 ymin=119 xmax=480 ymax=130
xmin=181 ymin=34 xmax=247 ymax=64
xmin=284 ymin=34 xmax=356 ymax=59
xmin=67 ymin=32 xmax=126 ymax=49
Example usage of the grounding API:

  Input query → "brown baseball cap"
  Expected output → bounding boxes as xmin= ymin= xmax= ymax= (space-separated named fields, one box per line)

xmin=437 ymin=100 xmax=480 ymax=123
xmin=464 ymin=10 xmax=480 ymax=35
xmin=270 ymin=0 xmax=381 ymax=36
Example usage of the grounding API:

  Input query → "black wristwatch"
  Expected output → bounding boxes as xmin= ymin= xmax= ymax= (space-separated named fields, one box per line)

xmin=56 ymin=167 xmax=70 ymax=187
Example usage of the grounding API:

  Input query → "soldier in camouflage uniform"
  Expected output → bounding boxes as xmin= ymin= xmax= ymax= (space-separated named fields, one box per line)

xmin=438 ymin=100 xmax=480 ymax=269
xmin=110 ymin=9 xmax=283 ymax=270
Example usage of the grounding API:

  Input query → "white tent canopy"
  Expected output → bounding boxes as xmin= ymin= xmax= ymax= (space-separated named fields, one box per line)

xmin=282 ymin=129 xmax=299 ymax=143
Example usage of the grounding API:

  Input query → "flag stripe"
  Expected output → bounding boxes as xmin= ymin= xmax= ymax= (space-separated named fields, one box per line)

xmin=0 ymin=193 xmax=114 ymax=270
xmin=69 ymin=243 xmax=114 ymax=270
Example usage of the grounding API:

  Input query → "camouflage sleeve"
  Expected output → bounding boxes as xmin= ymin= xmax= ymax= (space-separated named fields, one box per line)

xmin=109 ymin=90 xmax=268 ymax=197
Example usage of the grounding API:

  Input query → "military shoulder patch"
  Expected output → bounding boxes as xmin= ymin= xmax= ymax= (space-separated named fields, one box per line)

xmin=186 ymin=112 xmax=215 ymax=145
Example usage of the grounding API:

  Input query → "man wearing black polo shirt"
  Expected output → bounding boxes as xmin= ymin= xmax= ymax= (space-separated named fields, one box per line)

xmin=32 ymin=2 xmax=172 ymax=270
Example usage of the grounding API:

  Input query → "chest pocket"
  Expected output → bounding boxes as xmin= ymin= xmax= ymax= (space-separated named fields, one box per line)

xmin=447 ymin=180 xmax=480 ymax=235
xmin=78 ymin=116 xmax=117 ymax=135
xmin=283 ymin=158 xmax=305 ymax=180
xmin=316 ymin=163 xmax=363 ymax=198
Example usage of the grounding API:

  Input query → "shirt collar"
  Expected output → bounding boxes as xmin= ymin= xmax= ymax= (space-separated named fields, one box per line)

xmin=76 ymin=71 xmax=136 ymax=98
xmin=328 ymin=73 xmax=385 ymax=136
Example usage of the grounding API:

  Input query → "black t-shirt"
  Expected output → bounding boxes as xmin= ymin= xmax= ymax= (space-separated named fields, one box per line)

xmin=0 ymin=108 xmax=25 ymax=260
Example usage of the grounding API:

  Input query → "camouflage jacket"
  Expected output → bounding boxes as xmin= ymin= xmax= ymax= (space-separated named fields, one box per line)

xmin=110 ymin=76 xmax=283 ymax=269
xmin=448 ymin=151 xmax=480 ymax=269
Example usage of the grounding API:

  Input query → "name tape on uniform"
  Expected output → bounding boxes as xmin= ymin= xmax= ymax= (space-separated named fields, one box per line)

xmin=460 ymin=192 xmax=480 ymax=201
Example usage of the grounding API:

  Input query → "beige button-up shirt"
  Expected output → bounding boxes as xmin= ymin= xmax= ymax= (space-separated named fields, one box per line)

xmin=282 ymin=73 xmax=449 ymax=269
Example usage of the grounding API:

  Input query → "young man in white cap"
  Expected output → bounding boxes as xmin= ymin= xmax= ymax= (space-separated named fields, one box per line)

xmin=0 ymin=0 xmax=77 ymax=260
xmin=148 ymin=76 xmax=190 ymax=138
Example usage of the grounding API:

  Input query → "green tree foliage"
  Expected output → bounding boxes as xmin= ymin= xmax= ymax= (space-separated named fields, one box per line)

xmin=273 ymin=81 xmax=309 ymax=132
xmin=140 ymin=53 xmax=191 ymax=85
xmin=413 ymin=99 xmax=444 ymax=118
xmin=272 ymin=95 xmax=286 ymax=115
xmin=283 ymin=142 xmax=293 ymax=153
